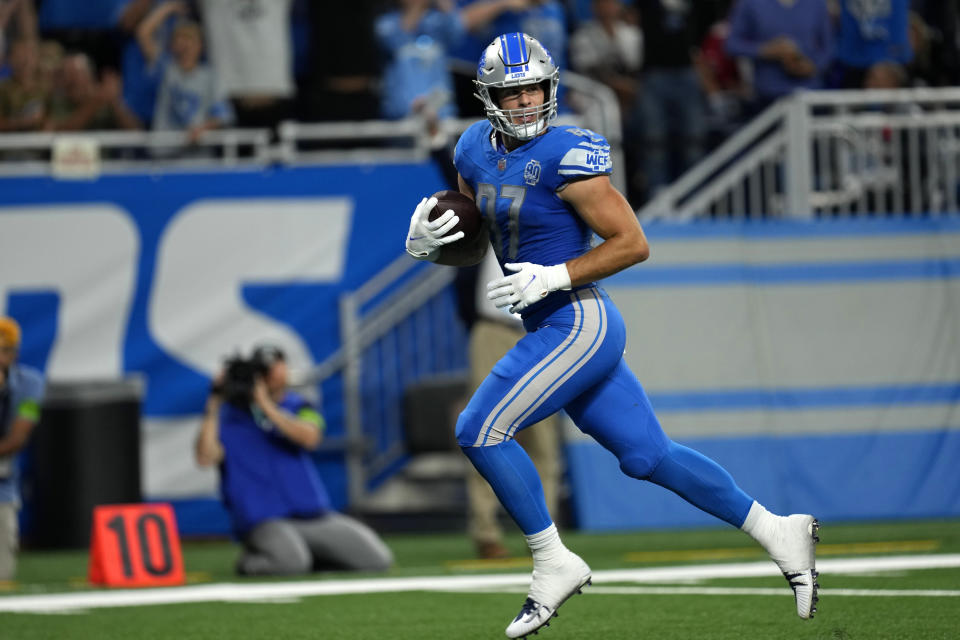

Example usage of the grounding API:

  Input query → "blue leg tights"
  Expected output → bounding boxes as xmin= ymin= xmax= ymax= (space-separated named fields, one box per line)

xmin=461 ymin=439 xmax=552 ymax=535
xmin=645 ymin=441 xmax=754 ymax=527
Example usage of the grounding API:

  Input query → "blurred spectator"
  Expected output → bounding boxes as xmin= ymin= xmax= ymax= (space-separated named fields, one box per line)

xmin=725 ymin=0 xmax=833 ymax=113
xmin=482 ymin=0 xmax=570 ymax=73
xmin=563 ymin=0 xmax=597 ymax=28
xmin=302 ymin=2 xmax=381 ymax=122
xmin=697 ymin=11 xmax=749 ymax=140
xmin=906 ymin=3 xmax=960 ymax=87
xmin=913 ymin=0 xmax=960 ymax=87
xmin=35 ymin=38 xmax=62 ymax=93
xmin=198 ymin=0 xmax=294 ymax=130
xmin=374 ymin=0 xmax=530 ymax=123
xmin=0 ymin=316 xmax=45 ymax=583
xmin=0 ymin=0 xmax=37 ymax=78
xmin=863 ymin=58 xmax=906 ymax=89
xmin=37 ymin=0 xmax=130 ymax=72
xmin=569 ymin=0 xmax=643 ymax=204
xmin=463 ymin=0 xmax=571 ymax=116
xmin=137 ymin=2 xmax=233 ymax=146
xmin=196 ymin=345 xmax=394 ymax=576
xmin=289 ymin=0 xmax=312 ymax=121
xmin=38 ymin=0 xmax=129 ymax=30
xmin=116 ymin=0 xmax=182 ymax=128
xmin=905 ymin=10 xmax=933 ymax=86
xmin=832 ymin=0 xmax=912 ymax=89
xmin=46 ymin=53 xmax=142 ymax=131
xmin=569 ymin=0 xmax=642 ymax=115
xmin=633 ymin=0 xmax=720 ymax=202
xmin=0 ymin=37 xmax=47 ymax=132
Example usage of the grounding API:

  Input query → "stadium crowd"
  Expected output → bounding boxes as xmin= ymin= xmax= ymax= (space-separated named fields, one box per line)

xmin=0 ymin=0 xmax=958 ymax=205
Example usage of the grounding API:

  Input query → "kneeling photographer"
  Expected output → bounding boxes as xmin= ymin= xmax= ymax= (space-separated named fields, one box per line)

xmin=195 ymin=345 xmax=393 ymax=576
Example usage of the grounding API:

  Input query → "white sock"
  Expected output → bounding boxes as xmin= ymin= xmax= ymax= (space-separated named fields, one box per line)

xmin=525 ymin=523 xmax=567 ymax=567
xmin=740 ymin=501 xmax=781 ymax=551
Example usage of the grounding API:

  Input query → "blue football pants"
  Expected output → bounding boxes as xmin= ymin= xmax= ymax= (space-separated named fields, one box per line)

xmin=455 ymin=287 xmax=754 ymax=535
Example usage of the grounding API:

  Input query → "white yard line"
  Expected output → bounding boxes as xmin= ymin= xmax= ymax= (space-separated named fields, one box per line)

xmin=1 ymin=554 xmax=959 ymax=614
xmin=478 ymin=586 xmax=960 ymax=598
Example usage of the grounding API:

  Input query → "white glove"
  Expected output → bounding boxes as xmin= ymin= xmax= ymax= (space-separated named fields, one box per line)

xmin=486 ymin=262 xmax=571 ymax=313
xmin=405 ymin=196 xmax=465 ymax=260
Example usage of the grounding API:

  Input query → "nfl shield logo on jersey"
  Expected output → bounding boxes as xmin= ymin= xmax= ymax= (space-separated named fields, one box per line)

xmin=524 ymin=159 xmax=541 ymax=186
xmin=498 ymin=158 xmax=507 ymax=171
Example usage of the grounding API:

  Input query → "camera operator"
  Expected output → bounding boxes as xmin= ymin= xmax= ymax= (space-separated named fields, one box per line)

xmin=195 ymin=345 xmax=393 ymax=576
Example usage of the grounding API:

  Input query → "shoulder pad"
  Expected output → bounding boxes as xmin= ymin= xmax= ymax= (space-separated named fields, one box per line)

xmin=557 ymin=127 xmax=612 ymax=178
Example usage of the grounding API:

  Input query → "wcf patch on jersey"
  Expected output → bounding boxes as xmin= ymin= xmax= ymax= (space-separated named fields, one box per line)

xmin=524 ymin=159 xmax=541 ymax=186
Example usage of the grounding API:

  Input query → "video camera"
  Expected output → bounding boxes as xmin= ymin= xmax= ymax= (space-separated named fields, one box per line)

xmin=219 ymin=355 xmax=265 ymax=407
xmin=216 ymin=345 xmax=285 ymax=408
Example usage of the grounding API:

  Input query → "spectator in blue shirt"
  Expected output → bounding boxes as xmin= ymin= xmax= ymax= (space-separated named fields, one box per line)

xmin=116 ymin=0 xmax=179 ymax=127
xmin=833 ymin=0 xmax=911 ymax=89
xmin=0 ymin=316 xmax=45 ymax=582
xmin=454 ymin=0 xmax=570 ymax=118
xmin=483 ymin=0 xmax=569 ymax=73
xmin=725 ymin=0 xmax=833 ymax=113
xmin=137 ymin=1 xmax=233 ymax=149
xmin=375 ymin=0 xmax=530 ymax=122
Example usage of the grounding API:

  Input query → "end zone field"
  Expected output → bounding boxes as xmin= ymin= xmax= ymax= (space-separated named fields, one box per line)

xmin=3 ymin=519 xmax=959 ymax=639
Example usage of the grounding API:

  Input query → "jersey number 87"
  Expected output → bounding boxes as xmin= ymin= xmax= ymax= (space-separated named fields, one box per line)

xmin=476 ymin=182 xmax=527 ymax=261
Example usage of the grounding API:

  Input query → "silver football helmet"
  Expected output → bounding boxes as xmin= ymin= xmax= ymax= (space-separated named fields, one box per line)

xmin=474 ymin=32 xmax=559 ymax=141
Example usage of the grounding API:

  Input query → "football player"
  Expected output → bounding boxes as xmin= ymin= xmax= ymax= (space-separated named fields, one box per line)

xmin=405 ymin=32 xmax=819 ymax=638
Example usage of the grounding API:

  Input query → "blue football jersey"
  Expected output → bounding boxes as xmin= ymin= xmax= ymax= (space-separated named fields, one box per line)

xmin=454 ymin=122 xmax=612 ymax=308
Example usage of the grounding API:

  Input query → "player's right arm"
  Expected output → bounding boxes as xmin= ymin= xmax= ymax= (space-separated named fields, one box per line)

xmin=486 ymin=128 xmax=648 ymax=313
xmin=487 ymin=176 xmax=647 ymax=312
xmin=558 ymin=175 xmax=650 ymax=287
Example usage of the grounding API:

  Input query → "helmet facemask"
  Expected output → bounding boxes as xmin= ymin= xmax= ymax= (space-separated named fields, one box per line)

xmin=474 ymin=33 xmax=559 ymax=141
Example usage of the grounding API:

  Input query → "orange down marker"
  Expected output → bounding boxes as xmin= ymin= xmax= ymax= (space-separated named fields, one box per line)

xmin=88 ymin=503 xmax=185 ymax=588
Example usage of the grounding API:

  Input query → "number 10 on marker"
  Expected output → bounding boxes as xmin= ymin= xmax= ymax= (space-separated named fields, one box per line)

xmin=88 ymin=503 xmax=185 ymax=588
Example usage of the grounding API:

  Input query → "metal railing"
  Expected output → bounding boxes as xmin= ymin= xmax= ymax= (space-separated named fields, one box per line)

xmin=0 ymin=65 xmax=623 ymax=187
xmin=0 ymin=128 xmax=274 ymax=176
xmin=299 ymin=255 xmax=467 ymax=506
xmin=638 ymin=87 xmax=960 ymax=221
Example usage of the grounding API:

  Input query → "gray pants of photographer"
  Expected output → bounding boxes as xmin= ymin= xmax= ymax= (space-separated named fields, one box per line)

xmin=237 ymin=512 xmax=393 ymax=576
xmin=0 ymin=502 xmax=17 ymax=581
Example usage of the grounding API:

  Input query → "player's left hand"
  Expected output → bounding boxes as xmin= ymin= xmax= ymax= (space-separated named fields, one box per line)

xmin=486 ymin=262 xmax=571 ymax=313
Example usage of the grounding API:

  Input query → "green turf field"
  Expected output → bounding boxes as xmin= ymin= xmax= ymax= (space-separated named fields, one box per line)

xmin=2 ymin=518 xmax=959 ymax=639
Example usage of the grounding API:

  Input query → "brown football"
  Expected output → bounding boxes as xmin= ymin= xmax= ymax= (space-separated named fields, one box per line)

xmin=429 ymin=190 xmax=484 ymax=240
xmin=428 ymin=190 xmax=487 ymax=266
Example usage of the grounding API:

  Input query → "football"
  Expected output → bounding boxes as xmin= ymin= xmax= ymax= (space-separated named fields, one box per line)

xmin=429 ymin=190 xmax=484 ymax=241
xmin=428 ymin=190 xmax=488 ymax=266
